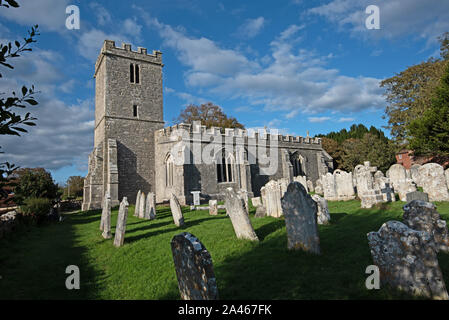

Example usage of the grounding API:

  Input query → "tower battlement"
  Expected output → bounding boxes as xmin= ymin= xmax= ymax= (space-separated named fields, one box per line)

xmin=156 ymin=123 xmax=322 ymax=145
xmin=95 ymin=40 xmax=163 ymax=76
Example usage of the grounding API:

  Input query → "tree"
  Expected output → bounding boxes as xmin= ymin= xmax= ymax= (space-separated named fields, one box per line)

xmin=65 ymin=176 xmax=84 ymax=199
xmin=381 ymin=32 xmax=449 ymax=145
xmin=175 ymin=102 xmax=244 ymax=129
xmin=0 ymin=1 xmax=39 ymax=200
xmin=13 ymin=168 xmax=59 ymax=205
xmin=408 ymin=62 xmax=449 ymax=157
xmin=321 ymin=137 xmax=344 ymax=169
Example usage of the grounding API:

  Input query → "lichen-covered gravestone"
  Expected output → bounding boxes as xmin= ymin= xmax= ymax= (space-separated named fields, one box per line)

xmin=209 ymin=199 xmax=218 ymax=216
xmin=170 ymin=193 xmax=185 ymax=227
xmin=171 ymin=232 xmax=219 ymax=300
xmin=405 ymin=191 xmax=429 ymax=203
xmin=101 ymin=193 xmax=112 ymax=239
xmin=134 ymin=190 xmax=141 ymax=217
xmin=144 ymin=192 xmax=156 ymax=220
xmin=402 ymin=200 xmax=449 ymax=253
xmin=224 ymin=188 xmax=258 ymax=241
xmin=311 ymin=194 xmax=330 ymax=225
xmin=138 ymin=192 xmax=146 ymax=219
xmin=367 ymin=220 xmax=448 ymax=300
xmin=113 ymin=197 xmax=129 ymax=247
xmin=263 ymin=180 xmax=283 ymax=218
xmin=281 ymin=182 xmax=320 ymax=254
xmin=418 ymin=163 xmax=449 ymax=201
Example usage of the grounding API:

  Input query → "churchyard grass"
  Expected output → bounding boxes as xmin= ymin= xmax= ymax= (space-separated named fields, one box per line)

xmin=1 ymin=200 xmax=449 ymax=299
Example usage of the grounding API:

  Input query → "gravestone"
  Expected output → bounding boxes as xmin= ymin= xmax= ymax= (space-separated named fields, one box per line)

xmin=113 ymin=197 xmax=129 ymax=247
xmin=100 ymin=192 xmax=111 ymax=231
xmin=312 ymin=194 xmax=331 ymax=225
xmin=322 ymin=172 xmax=337 ymax=201
xmin=354 ymin=162 xmax=384 ymax=208
xmin=314 ymin=179 xmax=323 ymax=195
xmin=334 ymin=169 xmax=355 ymax=200
xmin=144 ymin=192 xmax=156 ymax=220
xmin=307 ymin=180 xmax=314 ymax=193
xmin=410 ymin=164 xmax=422 ymax=187
xmin=134 ymin=190 xmax=141 ymax=217
xmin=251 ymin=197 xmax=262 ymax=208
xmin=170 ymin=193 xmax=185 ymax=227
xmin=101 ymin=193 xmax=112 ymax=239
xmin=403 ymin=200 xmax=449 ymax=253
xmin=445 ymin=168 xmax=449 ymax=192
xmin=263 ymin=180 xmax=283 ymax=218
xmin=367 ymin=220 xmax=448 ymax=300
xmin=191 ymin=191 xmax=201 ymax=206
xmin=138 ymin=192 xmax=146 ymax=219
xmin=237 ymin=190 xmax=249 ymax=214
xmin=224 ymin=188 xmax=258 ymax=241
xmin=171 ymin=232 xmax=219 ymax=300
xmin=293 ymin=176 xmax=308 ymax=193
xmin=419 ymin=163 xmax=449 ymax=201
xmin=406 ymin=191 xmax=429 ymax=203
xmin=281 ymin=182 xmax=320 ymax=254
xmin=209 ymin=199 xmax=218 ymax=216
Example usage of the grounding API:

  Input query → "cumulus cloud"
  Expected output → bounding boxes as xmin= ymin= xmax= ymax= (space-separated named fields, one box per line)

xmin=308 ymin=0 xmax=449 ymax=43
xmin=308 ymin=116 xmax=332 ymax=123
xmin=235 ymin=17 xmax=266 ymax=39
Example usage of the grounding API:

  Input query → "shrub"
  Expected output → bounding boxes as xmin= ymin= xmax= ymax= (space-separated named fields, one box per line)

xmin=20 ymin=197 xmax=52 ymax=218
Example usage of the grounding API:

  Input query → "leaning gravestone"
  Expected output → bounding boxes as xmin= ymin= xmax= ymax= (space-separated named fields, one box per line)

xmin=312 ymin=194 xmax=331 ymax=225
xmin=138 ymin=192 xmax=146 ymax=219
xmin=113 ymin=197 xmax=129 ymax=247
xmin=263 ymin=180 xmax=283 ymax=218
xmin=101 ymin=193 xmax=112 ymax=239
xmin=403 ymin=200 xmax=449 ymax=253
xmin=134 ymin=190 xmax=141 ymax=217
xmin=144 ymin=192 xmax=156 ymax=220
xmin=224 ymin=188 xmax=258 ymax=241
xmin=209 ymin=200 xmax=218 ymax=216
xmin=406 ymin=191 xmax=429 ymax=203
xmin=237 ymin=190 xmax=249 ymax=214
xmin=170 ymin=194 xmax=185 ymax=227
xmin=418 ymin=163 xmax=449 ymax=202
xmin=171 ymin=232 xmax=219 ymax=300
xmin=367 ymin=220 xmax=448 ymax=300
xmin=100 ymin=192 xmax=111 ymax=231
xmin=281 ymin=182 xmax=320 ymax=254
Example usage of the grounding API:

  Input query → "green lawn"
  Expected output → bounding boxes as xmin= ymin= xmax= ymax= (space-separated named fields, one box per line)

xmin=1 ymin=200 xmax=449 ymax=300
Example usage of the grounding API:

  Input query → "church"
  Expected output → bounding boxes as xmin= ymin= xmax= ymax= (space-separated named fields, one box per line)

xmin=81 ymin=40 xmax=333 ymax=210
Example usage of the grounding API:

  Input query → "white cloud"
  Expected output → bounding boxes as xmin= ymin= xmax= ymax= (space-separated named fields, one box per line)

xmin=236 ymin=17 xmax=266 ymax=39
xmin=308 ymin=116 xmax=332 ymax=123
xmin=0 ymin=0 xmax=70 ymax=32
xmin=308 ymin=0 xmax=449 ymax=44
xmin=338 ymin=117 xmax=355 ymax=122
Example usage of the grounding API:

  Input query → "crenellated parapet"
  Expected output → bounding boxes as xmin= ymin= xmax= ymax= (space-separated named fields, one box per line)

xmin=155 ymin=123 xmax=322 ymax=145
xmin=95 ymin=40 xmax=163 ymax=76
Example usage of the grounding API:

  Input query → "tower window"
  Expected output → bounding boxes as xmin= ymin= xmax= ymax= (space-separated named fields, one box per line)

xmin=130 ymin=63 xmax=134 ymax=83
xmin=165 ymin=154 xmax=174 ymax=187
xmin=130 ymin=63 xmax=140 ymax=84
xmin=133 ymin=105 xmax=138 ymax=117
xmin=217 ymin=150 xmax=234 ymax=183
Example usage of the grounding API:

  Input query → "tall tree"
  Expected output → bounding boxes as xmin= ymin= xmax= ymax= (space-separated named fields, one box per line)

xmin=407 ymin=62 xmax=449 ymax=156
xmin=13 ymin=168 xmax=59 ymax=204
xmin=0 ymin=0 xmax=39 ymax=200
xmin=175 ymin=102 xmax=244 ymax=129
xmin=65 ymin=176 xmax=84 ymax=198
xmin=381 ymin=32 xmax=449 ymax=145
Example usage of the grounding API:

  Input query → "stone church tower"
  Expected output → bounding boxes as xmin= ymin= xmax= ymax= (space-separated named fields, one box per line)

xmin=82 ymin=40 xmax=164 ymax=210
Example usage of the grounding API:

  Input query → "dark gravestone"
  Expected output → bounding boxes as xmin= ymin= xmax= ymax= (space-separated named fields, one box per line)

xmin=171 ymin=232 xmax=219 ymax=300
xmin=406 ymin=191 xmax=429 ymax=203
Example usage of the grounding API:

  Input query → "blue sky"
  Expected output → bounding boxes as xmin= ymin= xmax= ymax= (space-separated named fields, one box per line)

xmin=0 ymin=0 xmax=448 ymax=185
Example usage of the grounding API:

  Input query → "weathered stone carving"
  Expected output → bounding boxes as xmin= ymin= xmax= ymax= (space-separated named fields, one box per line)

xmin=334 ymin=169 xmax=356 ymax=200
xmin=209 ymin=199 xmax=218 ymax=216
xmin=170 ymin=193 xmax=185 ymax=227
xmin=418 ymin=163 xmax=449 ymax=201
xmin=322 ymin=172 xmax=337 ymax=201
xmin=281 ymin=182 xmax=320 ymax=254
xmin=314 ymin=178 xmax=323 ymax=195
xmin=251 ymin=197 xmax=262 ymax=208
xmin=262 ymin=180 xmax=283 ymax=218
xmin=374 ymin=171 xmax=396 ymax=203
xmin=144 ymin=192 xmax=156 ymax=220
xmin=386 ymin=164 xmax=416 ymax=201
xmin=403 ymin=200 xmax=449 ymax=253
xmin=101 ymin=193 xmax=112 ymax=239
xmin=410 ymin=164 xmax=422 ymax=187
xmin=113 ymin=197 xmax=129 ymax=247
xmin=406 ymin=191 xmax=429 ymax=203
xmin=224 ymin=188 xmax=258 ymax=241
xmin=312 ymin=194 xmax=330 ymax=225
xmin=354 ymin=162 xmax=384 ymax=208
xmin=171 ymin=232 xmax=219 ymax=300
xmin=307 ymin=180 xmax=314 ymax=193
xmin=134 ymin=190 xmax=141 ymax=217
xmin=367 ymin=220 xmax=448 ymax=300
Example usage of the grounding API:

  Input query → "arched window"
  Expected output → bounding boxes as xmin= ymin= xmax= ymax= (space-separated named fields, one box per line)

xmin=165 ymin=154 xmax=174 ymax=187
xmin=217 ymin=150 xmax=234 ymax=183
xmin=290 ymin=153 xmax=306 ymax=177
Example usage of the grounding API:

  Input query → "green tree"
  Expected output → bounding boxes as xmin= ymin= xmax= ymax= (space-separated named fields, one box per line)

xmin=13 ymin=168 xmax=59 ymax=205
xmin=65 ymin=176 xmax=84 ymax=199
xmin=0 ymin=0 xmax=39 ymax=200
xmin=408 ymin=62 xmax=449 ymax=156
xmin=175 ymin=102 xmax=244 ymax=129
xmin=321 ymin=137 xmax=344 ymax=169
xmin=381 ymin=32 xmax=449 ymax=145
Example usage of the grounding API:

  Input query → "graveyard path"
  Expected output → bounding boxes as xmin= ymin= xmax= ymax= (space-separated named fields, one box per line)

xmin=1 ymin=201 xmax=449 ymax=299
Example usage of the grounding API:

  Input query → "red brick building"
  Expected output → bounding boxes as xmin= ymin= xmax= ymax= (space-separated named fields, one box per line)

xmin=395 ymin=149 xmax=414 ymax=169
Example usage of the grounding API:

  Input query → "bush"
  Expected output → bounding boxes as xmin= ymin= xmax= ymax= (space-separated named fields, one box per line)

xmin=20 ymin=197 xmax=52 ymax=218
xmin=14 ymin=168 xmax=60 ymax=205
